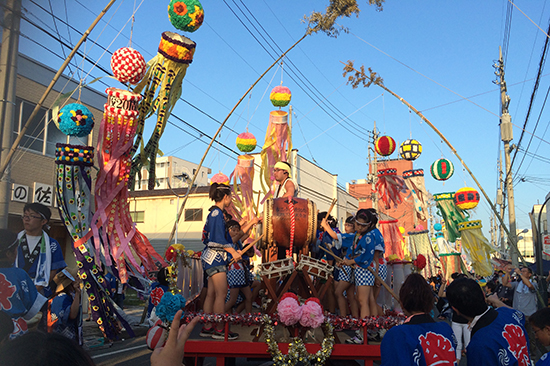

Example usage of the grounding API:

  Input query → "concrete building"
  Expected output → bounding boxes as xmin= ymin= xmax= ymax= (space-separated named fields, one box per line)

xmin=347 ymin=158 xmax=427 ymax=234
xmin=133 ymin=156 xmax=211 ymax=191
xmin=7 ymin=53 xmax=104 ymax=267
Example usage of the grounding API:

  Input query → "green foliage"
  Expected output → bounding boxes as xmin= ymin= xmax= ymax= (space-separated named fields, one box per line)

xmin=304 ymin=0 xmax=385 ymax=38
xmin=342 ymin=60 xmax=384 ymax=88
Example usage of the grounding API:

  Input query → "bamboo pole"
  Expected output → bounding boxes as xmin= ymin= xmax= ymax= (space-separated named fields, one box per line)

xmin=228 ymin=234 xmax=265 ymax=266
xmin=0 ymin=0 xmax=117 ymax=177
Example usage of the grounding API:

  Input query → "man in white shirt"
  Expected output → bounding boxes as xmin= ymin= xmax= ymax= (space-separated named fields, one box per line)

xmin=272 ymin=161 xmax=298 ymax=198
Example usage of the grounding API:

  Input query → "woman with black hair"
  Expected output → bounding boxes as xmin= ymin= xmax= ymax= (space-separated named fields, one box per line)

xmin=381 ymin=273 xmax=457 ymax=365
xmin=199 ymin=183 xmax=242 ymax=340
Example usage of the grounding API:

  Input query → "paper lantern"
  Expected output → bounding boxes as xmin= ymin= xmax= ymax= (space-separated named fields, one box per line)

xmin=211 ymin=172 xmax=229 ymax=185
xmin=454 ymin=187 xmax=480 ymax=210
xmin=146 ymin=320 xmax=168 ymax=350
xmin=431 ymin=158 xmax=454 ymax=181
xmin=110 ymin=47 xmax=146 ymax=85
xmin=399 ymin=139 xmax=422 ymax=160
xmin=57 ymin=103 xmax=95 ymax=137
xmin=270 ymin=85 xmax=291 ymax=107
xmin=375 ymin=135 xmax=396 ymax=156
xmin=236 ymin=132 xmax=257 ymax=153
xmin=168 ymin=0 xmax=204 ymax=32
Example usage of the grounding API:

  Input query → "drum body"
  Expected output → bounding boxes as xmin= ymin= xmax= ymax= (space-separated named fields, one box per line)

xmin=262 ymin=197 xmax=317 ymax=250
xmin=296 ymin=254 xmax=333 ymax=280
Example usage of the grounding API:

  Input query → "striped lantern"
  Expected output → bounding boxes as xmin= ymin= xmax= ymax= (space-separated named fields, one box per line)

xmin=270 ymin=85 xmax=291 ymax=107
xmin=146 ymin=321 xmax=168 ymax=350
xmin=236 ymin=132 xmax=257 ymax=153
xmin=454 ymin=187 xmax=480 ymax=210
xmin=211 ymin=172 xmax=230 ymax=185
xmin=430 ymin=158 xmax=454 ymax=181
xmin=375 ymin=135 xmax=396 ymax=156
xmin=399 ymin=139 xmax=422 ymax=161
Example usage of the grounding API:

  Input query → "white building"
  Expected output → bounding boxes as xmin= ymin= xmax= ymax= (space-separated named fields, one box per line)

xmin=133 ymin=156 xmax=212 ymax=190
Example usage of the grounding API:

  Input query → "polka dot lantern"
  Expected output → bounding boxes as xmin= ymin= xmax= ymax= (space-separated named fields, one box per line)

xmin=110 ymin=47 xmax=146 ymax=85
xmin=454 ymin=187 xmax=480 ymax=210
xmin=57 ymin=103 xmax=95 ymax=137
xmin=375 ymin=135 xmax=396 ymax=156
xmin=431 ymin=158 xmax=454 ymax=181
xmin=168 ymin=0 xmax=204 ymax=33
xmin=236 ymin=132 xmax=257 ymax=153
xmin=399 ymin=139 xmax=422 ymax=161
xmin=211 ymin=172 xmax=229 ymax=185
xmin=270 ymin=85 xmax=291 ymax=107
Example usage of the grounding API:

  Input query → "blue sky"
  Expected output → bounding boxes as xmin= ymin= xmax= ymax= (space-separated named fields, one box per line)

xmin=17 ymin=1 xmax=550 ymax=238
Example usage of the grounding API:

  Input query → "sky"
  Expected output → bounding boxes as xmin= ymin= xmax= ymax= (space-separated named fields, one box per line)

xmin=14 ymin=0 xmax=550 ymax=241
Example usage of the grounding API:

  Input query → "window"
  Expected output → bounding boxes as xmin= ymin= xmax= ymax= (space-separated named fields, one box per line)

xmin=13 ymin=97 xmax=49 ymax=154
xmin=130 ymin=211 xmax=145 ymax=223
xmin=184 ymin=208 xmax=202 ymax=222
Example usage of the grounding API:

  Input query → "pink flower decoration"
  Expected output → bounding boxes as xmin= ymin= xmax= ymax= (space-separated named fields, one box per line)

xmin=277 ymin=294 xmax=302 ymax=326
xmin=300 ymin=297 xmax=324 ymax=328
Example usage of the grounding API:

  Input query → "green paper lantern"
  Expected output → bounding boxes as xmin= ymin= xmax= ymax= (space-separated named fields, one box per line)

xmin=168 ymin=0 xmax=204 ymax=33
xmin=431 ymin=158 xmax=454 ymax=181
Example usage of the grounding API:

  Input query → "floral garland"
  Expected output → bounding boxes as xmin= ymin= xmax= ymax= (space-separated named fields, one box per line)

xmin=178 ymin=311 xmax=405 ymax=330
xmin=263 ymin=314 xmax=335 ymax=366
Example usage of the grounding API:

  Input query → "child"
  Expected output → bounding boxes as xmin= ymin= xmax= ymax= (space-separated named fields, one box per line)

xmin=200 ymin=183 xmax=241 ymax=340
xmin=0 ymin=229 xmax=47 ymax=339
xmin=42 ymin=268 xmax=82 ymax=343
xmin=341 ymin=209 xmax=376 ymax=344
xmin=334 ymin=216 xmax=359 ymax=319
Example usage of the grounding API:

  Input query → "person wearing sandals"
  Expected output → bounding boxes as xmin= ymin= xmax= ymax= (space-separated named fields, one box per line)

xmin=199 ymin=183 xmax=242 ymax=340
xmin=334 ymin=216 xmax=359 ymax=322
xmin=340 ymin=209 xmax=377 ymax=344
xmin=381 ymin=273 xmax=457 ymax=365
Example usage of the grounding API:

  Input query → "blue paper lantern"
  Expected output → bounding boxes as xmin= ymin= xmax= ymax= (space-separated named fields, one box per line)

xmin=57 ymin=103 xmax=95 ymax=137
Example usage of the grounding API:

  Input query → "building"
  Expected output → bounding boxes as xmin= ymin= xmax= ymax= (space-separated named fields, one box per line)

xmin=6 ymin=53 xmax=104 ymax=267
xmin=531 ymin=203 xmax=549 ymax=261
xmin=347 ymin=158 xmax=427 ymax=234
xmin=516 ymin=228 xmax=534 ymax=262
xmin=133 ymin=156 xmax=212 ymax=190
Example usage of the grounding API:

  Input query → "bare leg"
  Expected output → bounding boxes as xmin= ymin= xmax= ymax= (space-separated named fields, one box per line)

xmin=356 ymin=285 xmax=372 ymax=319
xmin=203 ymin=277 xmax=216 ymax=329
xmin=210 ymin=272 xmax=229 ymax=331
xmin=224 ymin=287 xmax=240 ymax=313
xmin=335 ymin=280 xmax=352 ymax=317
xmin=326 ymin=280 xmax=336 ymax=314
xmin=348 ymin=285 xmax=359 ymax=319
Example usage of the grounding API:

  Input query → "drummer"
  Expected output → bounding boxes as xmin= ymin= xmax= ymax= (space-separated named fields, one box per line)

xmin=272 ymin=161 xmax=299 ymax=198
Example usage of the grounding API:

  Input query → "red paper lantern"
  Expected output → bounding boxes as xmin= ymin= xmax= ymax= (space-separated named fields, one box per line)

xmin=454 ymin=187 xmax=480 ymax=210
xmin=375 ymin=136 xmax=396 ymax=156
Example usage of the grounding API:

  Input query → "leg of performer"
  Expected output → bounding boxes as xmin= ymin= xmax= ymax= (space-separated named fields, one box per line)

xmin=211 ymin=272 xmax=229 ymax=332
xmin=356 ymin=285 xmax=372 ymax=318
xmin=335 ymin=280 xmax=352 ymax=317
xmin=348 ymin=285 xmax=359 ymax=319
xmin=202 ymin=276 xmax=216 ymax=332
xmin=242 ymin=285 xmax=253 ymax=314
xmin=224 ymin=287 xmax=240 ymax=313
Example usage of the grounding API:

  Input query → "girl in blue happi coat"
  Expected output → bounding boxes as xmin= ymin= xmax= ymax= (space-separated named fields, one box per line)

xmin=200 ymin=183 xmax=242 ymax=340
xmin=340 ymin=209 xmax=377 ymax=344
xmin=334 ymin=216 xmax=359 ymax=318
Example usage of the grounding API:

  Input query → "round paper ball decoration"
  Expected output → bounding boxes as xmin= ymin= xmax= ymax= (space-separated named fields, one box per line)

xmin=270 ymin=85 xmax=291 ymax=107
xmin=57 ymin=103 xmax=95 ymax=137
xmin=399 ymin=139 xmax=422 ymax=161
xmin=431 ymin=158 xmax=454 ymax=181
xmin=110 ymin=47 xmax=146 ymax=85
xmin=236 ymin=132 xmax=257 ymax=153
xmin=375 ymin=135 xmax=396 ymax=156
xmin=211 ymin=172 xmax=229 ymax=185
xmin=168 ymin=0 xmax=204 ymax=33
xmin=454 ymin=187 xmax=480 ymax=210
xmin=146 ymin=320 xmax=168 ymax=350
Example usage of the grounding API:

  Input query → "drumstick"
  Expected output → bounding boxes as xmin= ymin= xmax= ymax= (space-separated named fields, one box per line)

xmin=326 ymin=198 xmax=337 ymax=218
xmin=229 ymin=234 xmax=265 ymax=265
xmin=319 ymin=245 xmax=342 ymax=263
xmin=318 ymin=245 xmax=401 ymax=302
xmin=366 ymin=266 xmax=400 ymax=302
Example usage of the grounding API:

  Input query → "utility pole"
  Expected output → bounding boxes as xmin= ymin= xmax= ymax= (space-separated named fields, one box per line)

xmin=497 ymin=151 xmax=506 ymax=257
xmin=495 ymin=46 xmax=519 ymax=266
xmin=0 ymin=0 xmax=22 ymax=228
xmin=369 ymin=121 xmax=378 ymax=211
